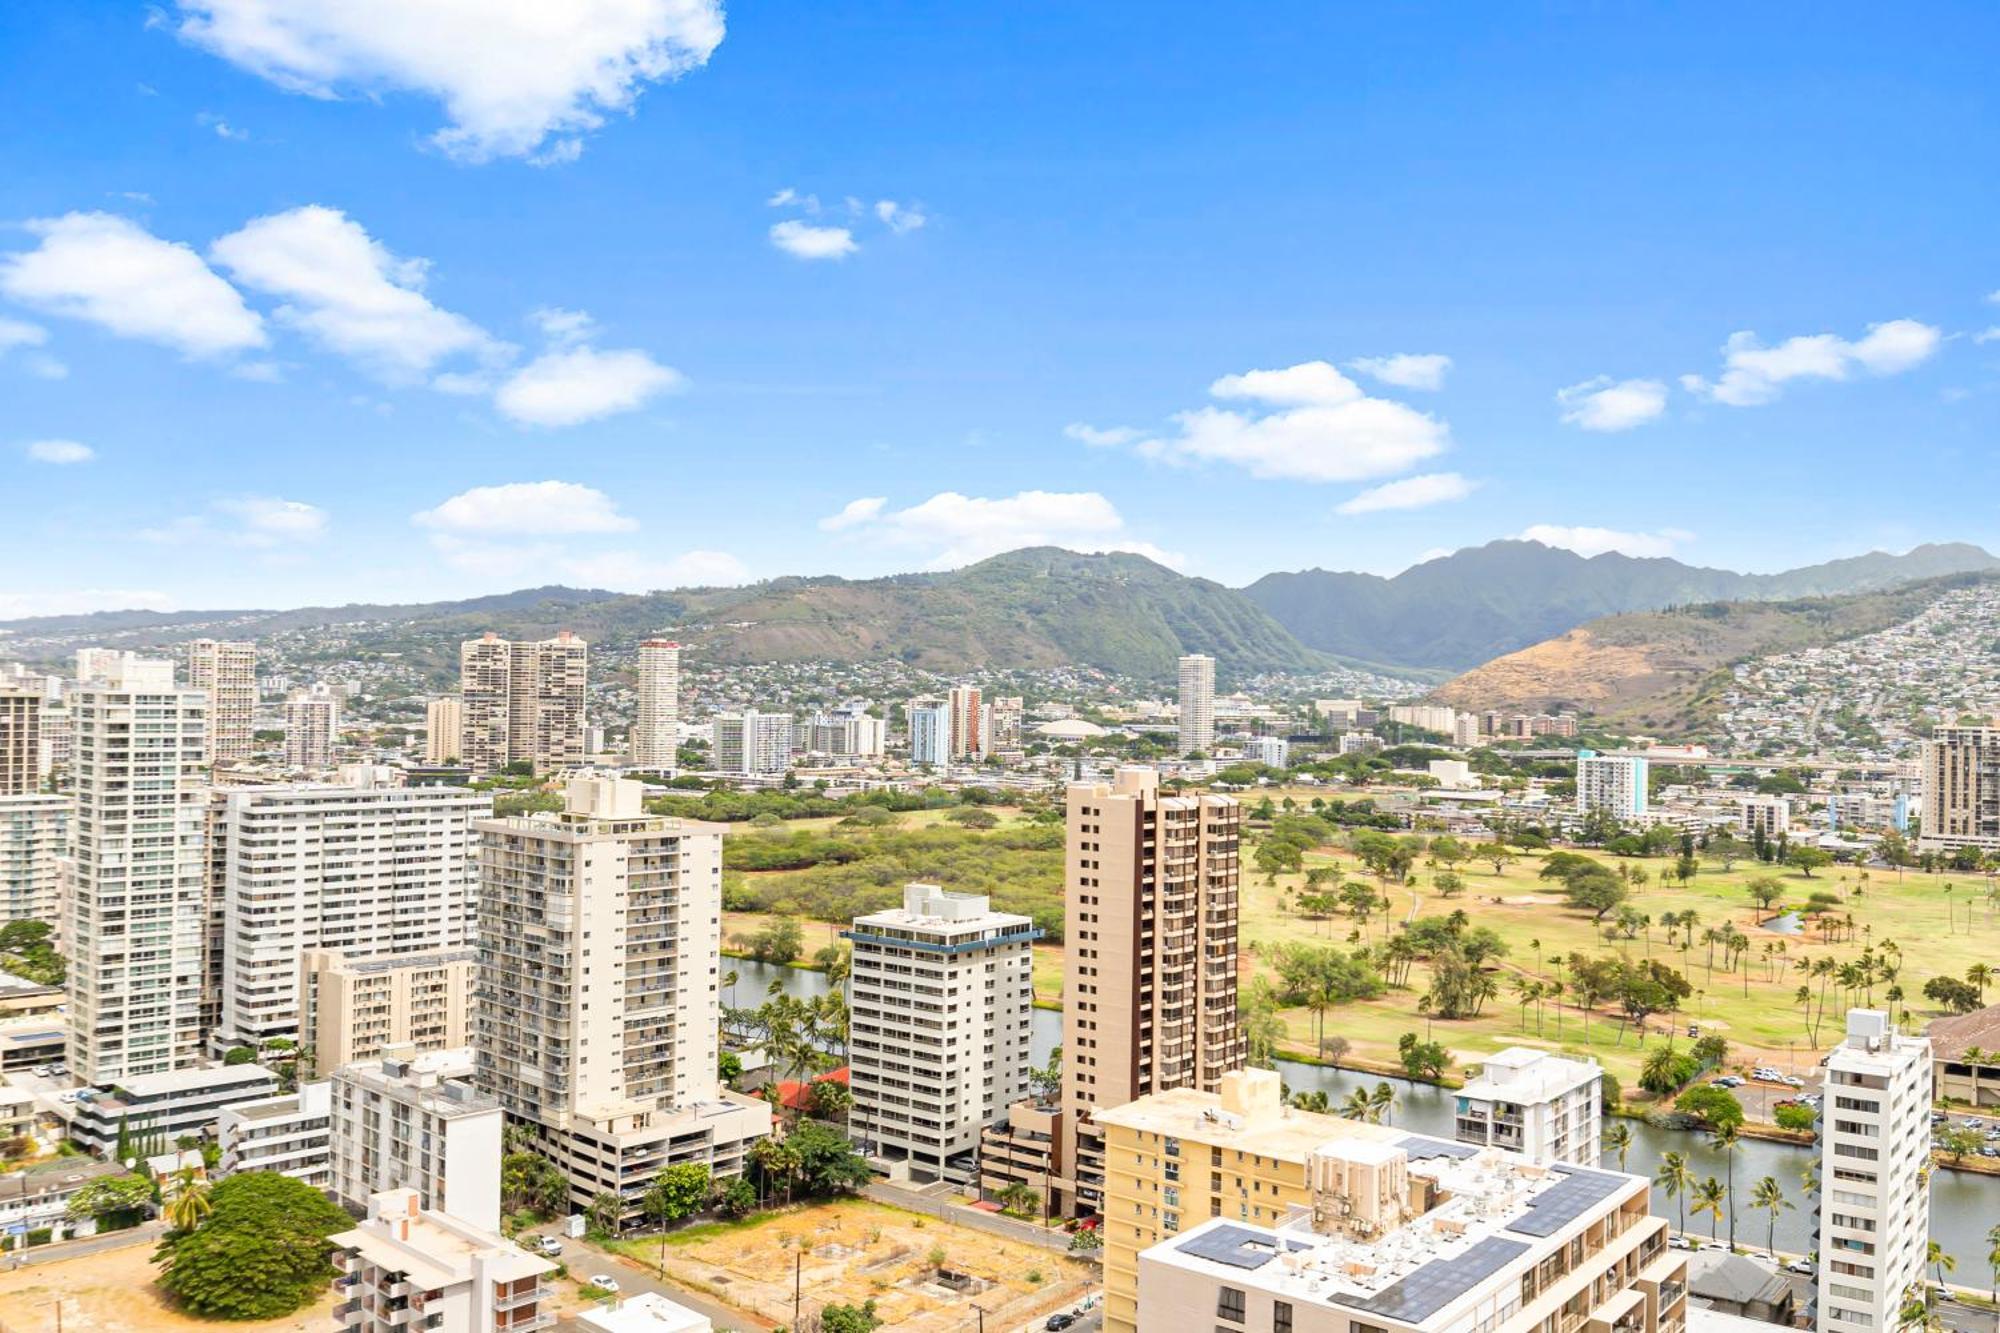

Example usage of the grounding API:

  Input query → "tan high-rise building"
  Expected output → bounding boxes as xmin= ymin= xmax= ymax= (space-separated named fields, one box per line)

xmin=284 ymin=684 xmax=340 ymax=769
xmin=303 ymin=948 xmax=477 ymax=1071
xmin=457 ymin=632 xmax=588 ymax=776
xmin=1920 ymin=723 xmax=2000 ymax=853
xmin=631 ymin=640 xmax=680 ymax=768
xmin=0 ymin=685 xmax=39 ymax=796
xmin=1060 ymin=765 xmax=1242 ymax=1216
xmin=1177 ymin=654 xmax=1215 ymax=756
xmin=424 ymin=697 xmax=463 ymax=765
xmin=186 ymin=640 xmax=256 ymax=765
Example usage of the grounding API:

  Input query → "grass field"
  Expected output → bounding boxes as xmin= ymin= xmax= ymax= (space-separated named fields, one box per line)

xmin=601 ymin=1198 xmax=1091 ymax=1331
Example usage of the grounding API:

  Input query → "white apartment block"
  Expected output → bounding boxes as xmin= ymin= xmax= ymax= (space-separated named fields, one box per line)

xmin=712 ymin=710 xmax=791 ymax=776
xmin=185 ymin=639 xmax=256 ymax=766
xmin=1388 ymin=702 xmax=1460 ymax=735
xmin=1817 ymin=1009 xmax=1933 ymax=1333
xmin=803 ymin=708 xmax=885 ymax=758
xmin=70 ymin=1062 xmax=279 ymax=1154
xmin=1736 ymin=795 xmax=1789 ymax=838
xmin=631 ymin=639 xmax=681 ymax=768
xmin=303 ymin=947 xmax=477 ymax=1071
xmin=908 ymin=700 xmax=951 ymax=767
xmin=458 ymin=632 xmax=589 ymax=777
xmin=332 ymin=1047 xmax=503 ymax=1231
xmin=0 ymin=794 xmax=67 ymax=924
xmin=333 ymin=1188 xmax=555 ymax=1333
xmin=1453 ymin=1047 xmax=1603 ymax=1167
xmin=216 ymin=774 xmax=489 ymax=1049
xmin=1577 ymin=751 xmax=1648 ymax=821
xmin=218 ymin=1078 xmax=332 ymax=1187
xmin=284 ymin=684 xmax=340 ymax=769
xmin=1177 ymin=654 xmax=1215 ymax=756
xmin=1244 ymin=736 xmax=1290 ymax=769
xmin=845 ymin=883 xmax=1036 ymax=1184
xmin=473 ymin=778 xmax=769 ymax=1228
xmin=424 ymin=697 xmax=463 ymax=766
xmin=66 ymin=655 xmax=210 ymax=1084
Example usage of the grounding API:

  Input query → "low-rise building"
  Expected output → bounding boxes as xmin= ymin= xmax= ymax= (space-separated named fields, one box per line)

xmin=1686 ymin=1251 xmax=1795 ymax=1325
xmin=331 ymin=1047 xmax=503 ymax=1232
xmin=217 ymin=1080 xmax=332 ymax=1188
xmin=71 ymin=1063 xmax=279 ymax=1156
xmin=1244 ymin=736 xmax=1291 ymax=769
xmin=576 ymin=1292 xmax=714 ymax=1333
xmin=1454 ymin=1047 xmax=1604 ymax=1167
xmin=332 ymin=1187 xmax=555 ymax=1333
xmin=1929 ymin=1002 xmax=2000 ymax=1107
xmin=0 ymin=1158 xmax=132 ymax=1239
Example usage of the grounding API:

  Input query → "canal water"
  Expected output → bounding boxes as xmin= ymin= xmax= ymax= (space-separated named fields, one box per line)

xmin=727 ymin=960 xmax=1994 ymax=1275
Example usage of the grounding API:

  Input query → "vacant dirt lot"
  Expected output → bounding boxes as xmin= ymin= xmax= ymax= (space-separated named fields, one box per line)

xmin=0 ymin=1240 xmax=337 ymax=1333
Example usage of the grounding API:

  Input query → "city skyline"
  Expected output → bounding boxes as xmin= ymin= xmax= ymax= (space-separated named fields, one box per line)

xmin=3 ymin=4 xmax=1999 ymax=616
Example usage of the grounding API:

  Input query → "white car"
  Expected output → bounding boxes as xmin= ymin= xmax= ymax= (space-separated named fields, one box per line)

xmin=1784 ymin=1259 xmax=1815 ymax=1275
xmin=537 ymin=1237 xmax=562 ymax=1257
xmin=588 ymin=1276 xmax=620 ymax=1294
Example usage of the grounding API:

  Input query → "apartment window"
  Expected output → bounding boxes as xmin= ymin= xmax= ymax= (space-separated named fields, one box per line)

xmin=1217 ymin=1288 xmax=1246 ymax=1323
xmin=1273 ymin=1302 xmax=1294 ymax=1333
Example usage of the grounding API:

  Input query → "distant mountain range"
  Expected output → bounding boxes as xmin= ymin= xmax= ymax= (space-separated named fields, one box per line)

xmin=1242 ymin=540 xmax=2000 ymax=670
xmin=5 ymin=540 xmax=1994 ymax=682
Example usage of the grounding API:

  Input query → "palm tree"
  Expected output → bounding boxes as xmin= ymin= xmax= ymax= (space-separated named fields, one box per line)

xmin=1985 ymin=1221 xmax=2000 ymax=1305
xmin=1928 ymin=1239 xmax=1956 ymax=1303
xmin=1692 ymin=1177 xmax=1726 ymax=1242
xmin=1603 ymin=1121 xmax=1632 ymax=1172
xmin=1656 ymin=1152 xmax=1693 ymax=1235
xmin=1339 ymin=1089 xmax=1372 ymax=1120
xmin=162 ymin=1166 xmax=211 ymax=1232
xmin=1749 ymin=1176 xmax=1791 ymax=1257
xmin=1368 ymin=1081 xmax=1396 ymax=1126
xmin=1711 ymin=1121 xmax=1742 ymax=1251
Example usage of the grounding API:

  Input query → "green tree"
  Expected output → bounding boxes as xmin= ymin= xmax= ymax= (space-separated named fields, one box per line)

xmin=502 ymin=1150 xmax=569 ymax=1216
xmin=1787 ymin=846 xmax=1833 ymax=877
xmin=66 ymin=1172 xmax=154 ymax=1225
xmin=587 ymin=1191 xmax=624 ymax=1236
xmin=1674 ymin=1085 xmax=1746 ymax=1132
xmin=995 ymin=1181 xmax=1040 ymax=1218
xmin=153 ymin=1172 xmax=353 ymax=1320
xmin=711 ymin=1175 xmax=757 ymax=1219
xmin=162 ymin=1166 xmax=212 ymax=1232
xmin=1750 ymin=1176 xmax=1792 ymax=1257
xmin=1692 ymin=1177 xmax=1726 ymax=1242
xmin=1711 ymin=1121 xmax=1742 ymax=1250
xmin=819 ymin=1300 xmax=883 ymax=1333
xmin=1655 ymin=1152 xmax=1692 ymax=1235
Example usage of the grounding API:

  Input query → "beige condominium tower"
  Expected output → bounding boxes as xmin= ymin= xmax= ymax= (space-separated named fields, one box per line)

xmin=1177 ymin=653 xmax=1215 ymax=756
xmin=1059 ymin=765 xmax=1243 ymax=1215
xmin=457 ymin=632 xmax=588 ymax=776
xmin=630 ymin=639 xmax=681 ymax=769
xmin=186 ymin=639 xmax=256 ymax=766
xmin=1920 ymin=722 xmax=2000 ymax=853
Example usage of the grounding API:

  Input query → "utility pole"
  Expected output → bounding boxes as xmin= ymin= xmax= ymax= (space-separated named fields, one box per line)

xmin=793 ymin=1251 xmax=802 ymax=1330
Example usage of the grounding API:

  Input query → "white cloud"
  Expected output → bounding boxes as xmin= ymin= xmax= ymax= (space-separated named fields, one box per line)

xmin=493 ymin=346 xmax=682 ymax=426
xmin=211 ymin=206 xmax=497 ymax=378
xmin=1517 ymin=524 xmax=1693 ymax=559
xmin=1682 ymin=319 xmax=1942 ymax=407
xmin=0 ymin=212 xmax=265 ymax=357
xmin=1975 ymin=327 xmax=2000 ymax=345
xmin=24 ymin=439 xmax=95 ymax=465
xmin=1335 ymin=472 xmax=1476 ymax=515
xmin=527 ymin=307 xmax=596 ymax=347
xmin=874 ymin=200 xmax=927 ymax=235
xmin=769 ymin=220 xmax=857 ymax=261
xmin=0 ymin=589 xmax=176 ymax=619
xmin=1556 ymin=376 xmax=1668 ymax=432
xmin=1118 ymin=360 xmax=1447 ymax=484
xmin=174 ymin=0 xmax=724 ymax=163
xmin=1063 ymin=423 xmax=1142 ymax=448
xmin=819 ymin=489 xmax=1181 ymax=569
xmin=141 ymin=495 xmax=327 ymax=546
xmin=414 ymin=480 xmax=638 ymax=535
xmin=196 ymin=111 xmax=250 ymax=141
xmin=0 ymin=317 xmax=48 ymax=353
xmin=1347 ymin=353 xmax=1452 ymax=392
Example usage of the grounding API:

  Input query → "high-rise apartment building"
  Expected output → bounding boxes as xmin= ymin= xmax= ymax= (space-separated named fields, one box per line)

xmin=284 ymin=683 xmax=340 ymax=769
xmin=331 ymin=1047 xmax=503 ymax=1229
xmin=631 ymin=639 xmax=681 ymax=769
xmin=0 ymin=684 xmax=40 ymax=796
xmin=1920 ymin=724 xmax=2000 ymax=853
xmin=1061 ymin=766 xmax=1243 ymax=1216
xmin=67 ymin=656 xmax=210 ymax=1084
xmin=303 ymin=948 xmax=477 ymax=1071
xmin=1177 ymin=654 xmax=1215 ymax=756
xmin=712 ymin=710 xmax=791 ymax=776
xmin=908 ymin=699 xmax=951 ymax=767
xmin=1576 ymin=751 xmax=1648 ymax=821
xmin=215 ymin=772 xmax=489 ymax=1049
xmin=0 ymin=795 xmax=67 ymax=924
xmin=186 ymin=640 xmax=256 ymax=766
xmin=424 ymin=697 xmax=463 ymax=765
xmin=473 ymin=778 xmax=770 ymax=1226
xmin=457 ymin=632 xmax=589 ymax=776
xmin=1453 ymin=1047 xmax=1603 ymax=1167
xmin=803 ymin=706 xmax=886 ymax=758
xmin=947 ymin=684 xmax=986 ymax=759
xmin=845 ymin=883 xmax=1037 ymax=1184
xmin=987 ymin=696 xmax=1025 ymax=749
xmin=1816 ymin=1009 xmax=1933 ymax=1333
xmin=1117 ymin=1071 xmax=1682 ymax=1333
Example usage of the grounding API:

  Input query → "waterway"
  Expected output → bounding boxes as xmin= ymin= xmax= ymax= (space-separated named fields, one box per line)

xmin=726 ymin=960 xmax=1994 ymax=1275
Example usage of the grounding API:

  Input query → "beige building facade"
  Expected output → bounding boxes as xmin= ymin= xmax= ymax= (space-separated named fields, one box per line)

xmin=186 ymin=639 xmax=256 ymax=766
xmin=458 ymin=632 xmax=588 ymax=776
xmin=303 ymin=947 xmax=477 ymax=1071
xmin=1921 ymin=724 xmax=2000 ymax=852
xmin=425 ymin=697 xmax=464 ymax=765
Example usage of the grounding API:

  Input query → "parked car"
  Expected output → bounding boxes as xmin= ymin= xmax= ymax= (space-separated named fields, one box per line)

xmin=1668 ymin=1235 xmax=1695 ymax=1251
xmin=1783 ymin=1076 xmax=1806 ymax=1088
xmin=1785 ymin=1259 xmax=1816 ymax=1275
xmin=1046 ymin=1315 xmax=1076 ymax=1331
xmin=589 ymin=1276 xmax=620 ymax=1294
xmin=537 ymin=1237 xmax=562 ymax=1257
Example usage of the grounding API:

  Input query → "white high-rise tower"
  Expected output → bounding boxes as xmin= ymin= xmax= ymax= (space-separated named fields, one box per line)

xmin=186 ymin=640 xmax=256 ymax=766
xmin=1177 ymin=653 xmax=1215 ymax=756
xmin=67 ymin=655 xmax=210 ymax=1082
xmin=631 ymin=640 xmax=681 ymax=768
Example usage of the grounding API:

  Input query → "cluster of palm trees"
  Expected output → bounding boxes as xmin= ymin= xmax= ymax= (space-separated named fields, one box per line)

xmin=725 ymin=968 xmax=849 ymax=1085
xmin=1650 ymin=1117 xmax=1756 ymax=1251
xmin=1792 ymin=941 xmax=1905 ymax=1045
xmin=1288 ymin=1082 xmax=1396 ymax=1124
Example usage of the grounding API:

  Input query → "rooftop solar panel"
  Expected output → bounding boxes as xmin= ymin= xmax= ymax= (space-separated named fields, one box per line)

xmin=1505 ymin=1166 xmax=1627 ymax=1238
xmin=1176 ymin=1224 xmax=1311 ymax=1271
xmin=1398 ymin=1136 xmax=1480 ymax=1160
xmin=1333 ymin=1235 xmax=1531 ymax=1322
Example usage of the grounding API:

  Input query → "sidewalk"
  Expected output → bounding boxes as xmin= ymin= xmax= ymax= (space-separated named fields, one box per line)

xmin=3 ymin=1220 xmax=166 ymax=1271
xmin=862 ymin=1181 xmax=1082 ymax=1255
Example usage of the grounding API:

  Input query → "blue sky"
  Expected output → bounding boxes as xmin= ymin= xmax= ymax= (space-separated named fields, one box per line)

xmin=2 ymin=2 xmax=1996 ymax=616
